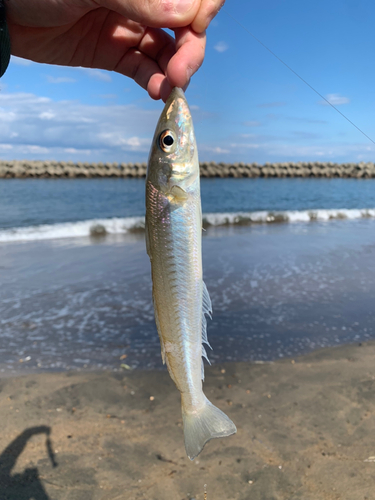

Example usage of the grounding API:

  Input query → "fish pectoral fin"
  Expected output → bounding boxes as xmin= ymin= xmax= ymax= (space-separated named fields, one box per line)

xmin=167 ymin=185 xmax=188 ymax=203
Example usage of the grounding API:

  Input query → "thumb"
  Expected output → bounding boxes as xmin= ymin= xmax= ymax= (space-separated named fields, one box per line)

xmin=99 ymin=0 xmax=200 ymax=28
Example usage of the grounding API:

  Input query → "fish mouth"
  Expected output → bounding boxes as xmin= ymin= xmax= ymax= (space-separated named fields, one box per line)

xmin=162 ymin=87 xmax=191 ymax=124
xmin=167 ymin=87 xmax=185 ymax=101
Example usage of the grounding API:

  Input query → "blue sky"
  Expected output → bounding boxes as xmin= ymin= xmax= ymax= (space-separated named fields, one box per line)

xmin=1 ymin=0 xmax=375 ymax=164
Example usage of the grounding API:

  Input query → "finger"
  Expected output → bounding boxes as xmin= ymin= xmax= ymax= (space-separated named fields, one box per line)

xmin=112 ymin=26 xmax=177 ymax=99
xmin=191 ymin=0 xmax=225 ymax=33
xmin=137 ymin=27 xmax=176 ymax=75
xmin=96 ymin=0 xmax=200 ymax=29
xmin=160 ymin=78 xmax=174 ymax=102
xmin=81 ymin=13 xmax=177 ymax=100
xmin=114 ymin=48 xmax=165 ymax=94
xmin=166 ymin=27 xmax=206 ymax=88
xmin=148 ymin=74 xmax=170 ymax=100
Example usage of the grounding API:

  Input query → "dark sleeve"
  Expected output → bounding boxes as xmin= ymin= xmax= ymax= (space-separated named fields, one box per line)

xmin=0 ymin=0 xmax=10 ymax=77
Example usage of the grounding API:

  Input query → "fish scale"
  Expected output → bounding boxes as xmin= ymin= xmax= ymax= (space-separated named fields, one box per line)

xmin=146 ymin=87 xmax=236 ymax=460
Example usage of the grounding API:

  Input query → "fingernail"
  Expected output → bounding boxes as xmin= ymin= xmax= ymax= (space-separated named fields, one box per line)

xmin=186 ymin=67 xmax=193 ymax=80
xmin=175 ymin=0 xmax=193 ymax=14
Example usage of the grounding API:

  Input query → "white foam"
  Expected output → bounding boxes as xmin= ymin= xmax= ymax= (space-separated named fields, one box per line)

xmin=0 ymin=208 xmax=374 ymax=243
xmin=203 ymin=208 xmax=375 ymax=226
xmin=0 ymin=216 xmax=145 ymax=243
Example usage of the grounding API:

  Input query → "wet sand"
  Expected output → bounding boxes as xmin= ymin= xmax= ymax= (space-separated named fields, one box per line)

xmin=2 ymin=342 xmax=375 ymax=499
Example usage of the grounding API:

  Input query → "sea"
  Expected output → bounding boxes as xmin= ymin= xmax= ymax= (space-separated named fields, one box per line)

xmin=1 ymin=177 xmax=375 ymax=374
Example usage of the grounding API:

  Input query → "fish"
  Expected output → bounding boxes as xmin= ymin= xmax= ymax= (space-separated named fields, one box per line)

xmin=145 ymin=87 xmax=237 ymax=460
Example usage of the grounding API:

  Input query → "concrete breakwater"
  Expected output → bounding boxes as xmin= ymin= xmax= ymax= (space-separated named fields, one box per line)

xmin=0 ymin=160 xmax=375 ymax=178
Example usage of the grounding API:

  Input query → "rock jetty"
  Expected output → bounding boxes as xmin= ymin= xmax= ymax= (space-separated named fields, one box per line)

xmin=0 ymin=160 xmax=375 ymax=178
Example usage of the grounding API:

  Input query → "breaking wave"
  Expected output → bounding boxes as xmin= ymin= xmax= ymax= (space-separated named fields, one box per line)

xmin=203 ymin=208 xmax=375 ymax=226
xmin=0 ymin=217 xmax=145 ymax=243
xmin=0 ymin=208 xmax=374 ymax=243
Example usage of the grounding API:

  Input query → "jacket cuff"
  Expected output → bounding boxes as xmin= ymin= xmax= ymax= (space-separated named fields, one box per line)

xmin=0 ymin=0 xmax=11 ymax=77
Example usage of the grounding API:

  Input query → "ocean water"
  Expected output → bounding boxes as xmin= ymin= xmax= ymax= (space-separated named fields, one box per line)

xmin=1 ymin=177 xmax=375 ymax=239
xmin=0 ymin=178 xmax=375 ymax=374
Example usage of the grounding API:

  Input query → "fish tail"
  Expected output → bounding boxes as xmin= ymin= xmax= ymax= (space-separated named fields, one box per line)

xmin=181 ymin=395 xmax=237 ymax=460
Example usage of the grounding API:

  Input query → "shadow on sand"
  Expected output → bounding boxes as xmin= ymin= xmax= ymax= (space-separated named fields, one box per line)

xmin=0 ymin=426 xmax=57 ymax=500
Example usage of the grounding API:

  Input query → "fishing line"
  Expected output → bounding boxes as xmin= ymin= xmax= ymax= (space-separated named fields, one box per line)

xmin=224 ymin=10 xmax=375 ymax=146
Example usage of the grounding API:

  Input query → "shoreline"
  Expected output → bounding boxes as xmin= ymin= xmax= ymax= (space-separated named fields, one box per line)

xmin=1 ymin=341 xmax=375 ymax=499
xmin=0 ymin=160 xmax=375 ymax=178
xmin=1 ymin=218 xmax=375 ymax=375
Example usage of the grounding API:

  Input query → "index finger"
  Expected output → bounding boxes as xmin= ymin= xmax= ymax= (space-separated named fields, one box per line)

xmin=191 ymin=0 xmax=225 ymax=33
xmin=162 ymin=26 xmax=206 ymax=100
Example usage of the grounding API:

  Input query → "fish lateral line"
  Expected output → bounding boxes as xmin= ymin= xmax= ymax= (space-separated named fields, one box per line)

xmin=223 ymin=9 xmax=375 ymax=146
xmin=146 ymin=87 xmax=236 ymax=460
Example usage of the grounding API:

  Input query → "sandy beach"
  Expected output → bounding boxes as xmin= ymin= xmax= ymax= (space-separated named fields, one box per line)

xmin=1 ymin=180 xmax=375 ymax=499
xmin=1 ymin=341 xmax=375 ymax=499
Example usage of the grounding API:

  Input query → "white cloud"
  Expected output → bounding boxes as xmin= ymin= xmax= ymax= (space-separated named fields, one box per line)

xmin=0 ymin=108 xmax=17 ymax=122
xmin=199 ymin=145 xmax=230 ymax=154
xmin=77 ymin=68 xmax=112 ymax=82
xmin=214 ymin=41 xmax=228 ymax=53
xmin=210 ymin=147 xmax=230 ymax=154
xmin=4 ymin=90 xmax=365 ymax=165
xmin=126 ymin=137 xmax=143 ymax=147
xmin=11 ymin=56 xmax=33 ymax=66
xmin=247 ymin=142 xmax=375 ymax=162
xmin=197 ymin=129 xmax=375 ymax=163
xmin=0 ymin=91 xmax=159 ymax=161
xmin=319 ymin=93 xmax=350 ymax=106
xmin=97 ymin=132 xmax=150 ymax=150
xmin=25 ymin=145 xmax=50 ymax=154
xmin=46 ymin=76 xmax=76 ymax=84
xmin=64 ymin=147 xmax=93 ymax=155
xmin=39 ymin=111 xmax=56 ymax=120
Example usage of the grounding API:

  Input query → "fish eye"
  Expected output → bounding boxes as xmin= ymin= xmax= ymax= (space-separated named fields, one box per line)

xmin=159 ymin=130 xmax=175 ymax=152
xmin=163 ymin=135 xmax=174 ymax=146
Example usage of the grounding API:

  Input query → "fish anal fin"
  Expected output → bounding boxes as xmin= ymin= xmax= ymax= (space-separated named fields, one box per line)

xmin=201 ymin=281 xmax=213 ymax=380
xmin=202 ymin=281 xmax=213 ymax=319
xmin=202 ymin=345 xmax=211 ymax=365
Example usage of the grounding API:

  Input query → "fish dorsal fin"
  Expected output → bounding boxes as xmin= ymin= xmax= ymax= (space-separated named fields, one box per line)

xmin=201 ymin=281 xmax=213 ymax=380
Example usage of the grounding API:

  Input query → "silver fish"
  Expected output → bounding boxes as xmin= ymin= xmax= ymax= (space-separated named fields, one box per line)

xmin=145 ymin=87 xmax=236 ymax=460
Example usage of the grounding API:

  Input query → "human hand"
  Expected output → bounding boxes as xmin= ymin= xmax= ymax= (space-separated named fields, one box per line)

xmin=6 ymin=0 xmax=225 ymax=101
